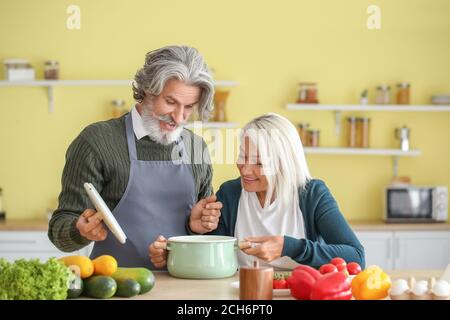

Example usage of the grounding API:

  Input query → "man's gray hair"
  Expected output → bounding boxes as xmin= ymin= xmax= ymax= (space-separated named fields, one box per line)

xmin=133 ymin=45 xmax=215 ymax=121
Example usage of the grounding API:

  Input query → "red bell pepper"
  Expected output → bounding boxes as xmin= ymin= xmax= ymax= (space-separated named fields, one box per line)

xmin=286 ymin=265 xmax=322 ymax=300
xmin=310 ymin=271 xmax=352 ymax=300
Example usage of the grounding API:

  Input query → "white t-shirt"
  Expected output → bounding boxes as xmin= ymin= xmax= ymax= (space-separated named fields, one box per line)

xmin=235 ymin=190 xmax=306 ymax=270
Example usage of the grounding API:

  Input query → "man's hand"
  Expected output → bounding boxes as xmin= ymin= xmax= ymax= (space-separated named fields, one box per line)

xmin=189 ymin=195 xmax=222 ymax=234
xmin=241 ymin=236 xmax=284 ymax=262
xmin=149 ymin=235 xmax=168 ymax=268
xmin=76 ymin=209 xmax=108 ymax=241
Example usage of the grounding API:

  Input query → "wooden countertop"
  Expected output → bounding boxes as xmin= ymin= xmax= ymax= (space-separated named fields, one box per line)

xmin=109 ymin=270 xmax=444 ymax=300
xmin=349 ymin=219 xmax=450 ymax=231
xmin=0 ymin=219 xmax=50 ymax=231
xmin=1 ymin=218 xmax=450 ymax=232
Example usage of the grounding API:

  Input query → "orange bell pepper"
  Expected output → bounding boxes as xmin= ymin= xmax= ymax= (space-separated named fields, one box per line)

xmin=351 ymin=265 xmax=391 ymax=300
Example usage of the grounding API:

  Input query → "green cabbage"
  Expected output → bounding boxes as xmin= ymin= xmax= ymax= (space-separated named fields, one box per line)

xmin=0 ymin=258 xmax=71 ymax=300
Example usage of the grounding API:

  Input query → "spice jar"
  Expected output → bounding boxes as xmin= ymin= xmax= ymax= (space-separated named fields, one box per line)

xmin=111 ymin=99 xmax=126 ymax=118
xmin=347 ymin=117 xmax=358 ymax=147
xmin=297 ymin=82 xmax=319 ymax=104
xmin=0 ymin=188 xmax=5 ymax=221
xmin=3 ymin=59 xmax=35 ymax=81
xmin=307 ymin=129 xmax=320 ymax=147
xmin=397 ymin=83 xmax=410 ymax=105
xmin=44 ymin=60 xmax=59 ymax=80
xmin=297 ymin=123 xmax=310 ymax=145
xmin=375 ymin=85 xmax=391 ymax=104
xmin=356 ymin=117 xmax=371 ymax=148
xmin=213 ymin=90 xmax=230 ymax=122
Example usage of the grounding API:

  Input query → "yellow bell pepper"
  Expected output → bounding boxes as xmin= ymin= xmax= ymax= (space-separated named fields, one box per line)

xmin=351 ymin=265 xmax=391 ymax=300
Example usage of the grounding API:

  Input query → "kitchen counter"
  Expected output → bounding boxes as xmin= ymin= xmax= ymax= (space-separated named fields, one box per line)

xmin=0 ymin=219 xmax=49 ymax=231
xmin=1 ymin=218 xmax=450 ymax=232
xmin=111 ymin=270 xmax=444 ymax=300
xmin=349 ymin=219 xmax=450 ymax=231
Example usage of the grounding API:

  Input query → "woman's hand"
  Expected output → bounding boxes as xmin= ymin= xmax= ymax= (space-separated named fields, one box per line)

xmin=241 ymin=236 xmax=284 ymax=262
xmin=189 ymin=195 xmax=222 ymax=234
xmin=148 ymin=235 xmax=168 ymax=268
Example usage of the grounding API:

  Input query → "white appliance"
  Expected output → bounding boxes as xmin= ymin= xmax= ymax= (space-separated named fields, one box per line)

xmin=384 ymin=185 xmax=448 ymax=223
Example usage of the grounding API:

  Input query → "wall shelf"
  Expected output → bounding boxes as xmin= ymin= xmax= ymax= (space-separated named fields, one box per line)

xmin=0 ymin=79 xmax=239 ymax=113
xmin=185 ymin=121 xmax=239 ymax=130
xmin=286 ymin=103 xmax=450 ymax=135
xmin=303 ymin=147 xmax=420 ymax=156
xmin=286 ymin=103 xmax=450 ymax=112
xmin=303 ymin=147 xmax=421 ymax=177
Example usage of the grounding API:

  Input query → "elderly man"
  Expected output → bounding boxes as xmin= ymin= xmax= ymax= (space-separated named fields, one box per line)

xmin=49 ymin=46 xmax=222 ymax=268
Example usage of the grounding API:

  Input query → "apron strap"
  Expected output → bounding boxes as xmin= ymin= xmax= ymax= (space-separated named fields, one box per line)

xmin=125 ymin=113 xmax=138 ymax=161
xmin=174 ymin=137 xmax=191 ymax=164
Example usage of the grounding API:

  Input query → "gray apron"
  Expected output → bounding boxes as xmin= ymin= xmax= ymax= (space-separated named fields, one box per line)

xmin=90 ymin=113 xmax=196 ymax=269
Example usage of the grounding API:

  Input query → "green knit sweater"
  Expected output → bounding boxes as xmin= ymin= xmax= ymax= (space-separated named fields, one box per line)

xmin=48 ymin=114 xmax=213 ymax=252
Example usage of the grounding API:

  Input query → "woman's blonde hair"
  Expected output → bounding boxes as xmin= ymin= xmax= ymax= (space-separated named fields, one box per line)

xmin=240 ymin=113 xmax=312 ymax=209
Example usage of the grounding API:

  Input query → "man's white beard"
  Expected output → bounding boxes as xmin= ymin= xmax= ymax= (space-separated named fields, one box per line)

xmin=141 ymin=106 xmax=185 ymax=145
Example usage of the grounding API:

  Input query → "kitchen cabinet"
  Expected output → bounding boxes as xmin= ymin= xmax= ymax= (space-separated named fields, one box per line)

xmin=356 ymin=230 xmax=450 ymax=270
xmin=0 ymin=231 xmax=93 ymax=262
xmin=394 ymin=231 xmax=450 ymax=270
xmin=355 ymin=231 xmax=393 ymax=270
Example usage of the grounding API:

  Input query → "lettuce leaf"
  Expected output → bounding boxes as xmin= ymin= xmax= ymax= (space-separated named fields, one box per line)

xmin=0 ymin=258 xmax=70 ymax=300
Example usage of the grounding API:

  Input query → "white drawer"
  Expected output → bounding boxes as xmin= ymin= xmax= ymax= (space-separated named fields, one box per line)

xmin=0 ymin=231 xmax=57 ymax=251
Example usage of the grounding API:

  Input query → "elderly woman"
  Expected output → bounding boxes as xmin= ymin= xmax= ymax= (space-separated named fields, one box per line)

xmin=150 ymin=113 xmax=365 ymax=269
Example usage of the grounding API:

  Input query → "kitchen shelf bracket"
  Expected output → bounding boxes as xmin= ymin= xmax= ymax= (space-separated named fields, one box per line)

xmin=334 ymin=110 xmax=341 ymax=135
xmin=47 ymin=85 xmax=54 ymax=113
xmin=392 ymin=156 xmax=399 ymax=177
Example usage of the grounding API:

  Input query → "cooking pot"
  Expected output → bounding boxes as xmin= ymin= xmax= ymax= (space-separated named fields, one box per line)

xmin=164 ymin=235 xmax=238 ymax=279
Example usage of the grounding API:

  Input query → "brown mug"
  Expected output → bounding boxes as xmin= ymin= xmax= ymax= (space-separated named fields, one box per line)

xmin=239 ymin=261 xmax=273 ymax=300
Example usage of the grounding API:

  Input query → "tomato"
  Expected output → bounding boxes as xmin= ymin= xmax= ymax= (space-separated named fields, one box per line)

xmin=336 ymin=264 xmax=347 ymax=272
xmin=273 ymin=279 xmax=288 ymax=289
xmin=346 ymin=262 xmax=362 ymax=275
xmin=330 ymin=257 xmax=346 ymax=267
xmin=319 ymin=263 xmax=338 ymax=274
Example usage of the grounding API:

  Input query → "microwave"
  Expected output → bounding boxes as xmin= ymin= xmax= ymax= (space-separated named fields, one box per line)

xmin=384 ymin=186 xmax=448 ymax=223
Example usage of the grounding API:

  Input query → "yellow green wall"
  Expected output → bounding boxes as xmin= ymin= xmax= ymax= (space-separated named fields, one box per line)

xmin=1 ymin=0 xmax=449 ymax=220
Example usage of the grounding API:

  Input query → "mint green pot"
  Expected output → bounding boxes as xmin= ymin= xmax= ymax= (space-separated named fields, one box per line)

xmin=166 ymin=235 xmax=238 ymax=279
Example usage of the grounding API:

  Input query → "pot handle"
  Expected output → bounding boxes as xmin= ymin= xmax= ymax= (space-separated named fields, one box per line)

xmin=160 ymin=241 xmax=171 ymax=251
xmin=236 ymin=240 xmax=252 ymax=251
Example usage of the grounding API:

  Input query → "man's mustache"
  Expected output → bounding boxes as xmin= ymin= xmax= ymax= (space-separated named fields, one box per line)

xmin=156 ymin=113 xmax=187 ymax=127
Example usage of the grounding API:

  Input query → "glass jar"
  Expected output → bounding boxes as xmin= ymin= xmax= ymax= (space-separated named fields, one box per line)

xmin=3 ymin=59 xmax=34 ymax=81
xmin=44 ymin=60 xmax=59 ymax=80
xmin=213 ymin=90 xmax=229 ymax=122
xmin=111 ymin=99 xmax=126 ymax=118
xmin=346 ymin=117 xmax=357 ymax=147
xmin=375 ymin=85 xmax=391 ymax=104
xmin=0 ymin=187 xmax=3 ymax=212
xmin=397 ymin=83 xmax=410 ymax=105
xmin=297 ymin=123 xmax=310 ymax=145
xmin=307 ymin=129 xmax=320 ymax=147
xmin=297 ymin=82 xmax=319 ymax=104
xmin=356 ymin=117 xmax=371 ymax=148
xmin=0 ymin=187 xmax=5 ymax=220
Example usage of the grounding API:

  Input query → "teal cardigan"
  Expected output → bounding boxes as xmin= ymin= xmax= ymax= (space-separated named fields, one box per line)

xmin=207 ymin=178 xmax=365 ymax=269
